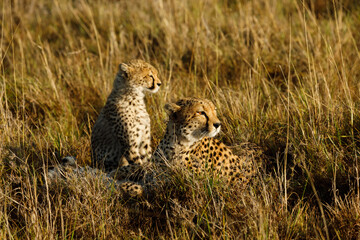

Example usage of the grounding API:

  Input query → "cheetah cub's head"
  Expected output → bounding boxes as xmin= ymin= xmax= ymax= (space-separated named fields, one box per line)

xmin=115 ymin=59 xmax=161 ymax=93
xmin=165 ymin=98 xmax=221 ymax=144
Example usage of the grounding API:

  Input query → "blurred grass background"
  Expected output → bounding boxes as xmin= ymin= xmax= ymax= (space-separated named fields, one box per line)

xmin=1 ymin=0 xmax=360 ymax=238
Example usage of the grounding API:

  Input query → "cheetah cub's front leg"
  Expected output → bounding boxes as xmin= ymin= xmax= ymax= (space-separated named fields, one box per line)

xmin=112 ymin=122 xmax=152 ymax=181
xmin=139 ymin=123 xmax=152 ymax=162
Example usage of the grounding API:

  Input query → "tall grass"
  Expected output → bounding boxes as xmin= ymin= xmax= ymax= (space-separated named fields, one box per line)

xmin=1 ymin=0 xmax=360 ymax=238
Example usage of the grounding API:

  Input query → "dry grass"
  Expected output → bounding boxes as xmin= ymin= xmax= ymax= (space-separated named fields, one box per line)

xmin=1 ymin=0 xmax=360 ymax=238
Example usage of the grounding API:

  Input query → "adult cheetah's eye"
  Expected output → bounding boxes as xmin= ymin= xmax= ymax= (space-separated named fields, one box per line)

xmin=196 ymin=111 xmax=206 ymax=116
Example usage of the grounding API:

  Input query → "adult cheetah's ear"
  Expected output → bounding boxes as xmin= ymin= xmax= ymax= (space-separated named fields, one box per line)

xmin=164 ymin=103 xmax=181 ymax=115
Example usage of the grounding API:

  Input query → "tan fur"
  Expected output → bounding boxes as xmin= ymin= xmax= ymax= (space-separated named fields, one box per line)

xmin=47 ymin=157 xmax=145 ymax=197
xmin=154 ymin=98 xmax=259 ymax=186
xmin=91 ymin=59 xmax=161 ymax=173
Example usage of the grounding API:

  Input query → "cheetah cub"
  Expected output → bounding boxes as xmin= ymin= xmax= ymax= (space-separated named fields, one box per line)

xmin=91 ymin=59 xmax=161 ymax=173
xmin=154 ymin=98 xmax=261 ymax=185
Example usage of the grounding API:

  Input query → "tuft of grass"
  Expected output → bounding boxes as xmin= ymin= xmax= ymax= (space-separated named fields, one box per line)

xmin=1 ymin=0 xmax=360 ymax=238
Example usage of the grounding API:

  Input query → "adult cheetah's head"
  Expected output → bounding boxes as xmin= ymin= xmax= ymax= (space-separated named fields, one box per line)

xmin=165 ymin=98 xmax=221 ymax=144
xmin=114 ymin=59 xmax=161 ymax=93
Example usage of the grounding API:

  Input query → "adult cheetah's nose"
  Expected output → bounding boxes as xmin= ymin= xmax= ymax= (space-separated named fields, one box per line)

xmin=157 ymin=82 xmax=161 ymax=86
xmin=213 ymin=122 xmax=221 ymax=129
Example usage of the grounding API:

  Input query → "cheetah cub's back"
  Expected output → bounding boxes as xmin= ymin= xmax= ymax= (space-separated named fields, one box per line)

xmin=91 ymin=59 xmax=161 ymax=172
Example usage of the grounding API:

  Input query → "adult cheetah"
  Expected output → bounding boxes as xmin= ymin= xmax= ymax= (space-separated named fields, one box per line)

xmin=154 ymin=98 xmax=261 ymax=185
xmin=91 ymin=59 xmax=161 ymax=173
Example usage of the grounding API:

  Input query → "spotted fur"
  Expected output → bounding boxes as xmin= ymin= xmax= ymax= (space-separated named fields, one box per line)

xmin=154 ymin=98 xmax=259 ymax=185
xmin=91 ymin=59 xmax=161 ymax=173
xmin=47 ymin=156 xmax=144 ymax=197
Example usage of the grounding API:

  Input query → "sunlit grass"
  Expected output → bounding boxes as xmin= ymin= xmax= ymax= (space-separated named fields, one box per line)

xmin=1 ymin=0 xmax=360 ymax=238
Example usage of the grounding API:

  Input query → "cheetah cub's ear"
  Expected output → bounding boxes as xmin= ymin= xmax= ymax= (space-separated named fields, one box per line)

xmin=119 ymin=63 xmax=131 ymax=77
xmin=164 ymin=102 xmax=181 ymax=115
